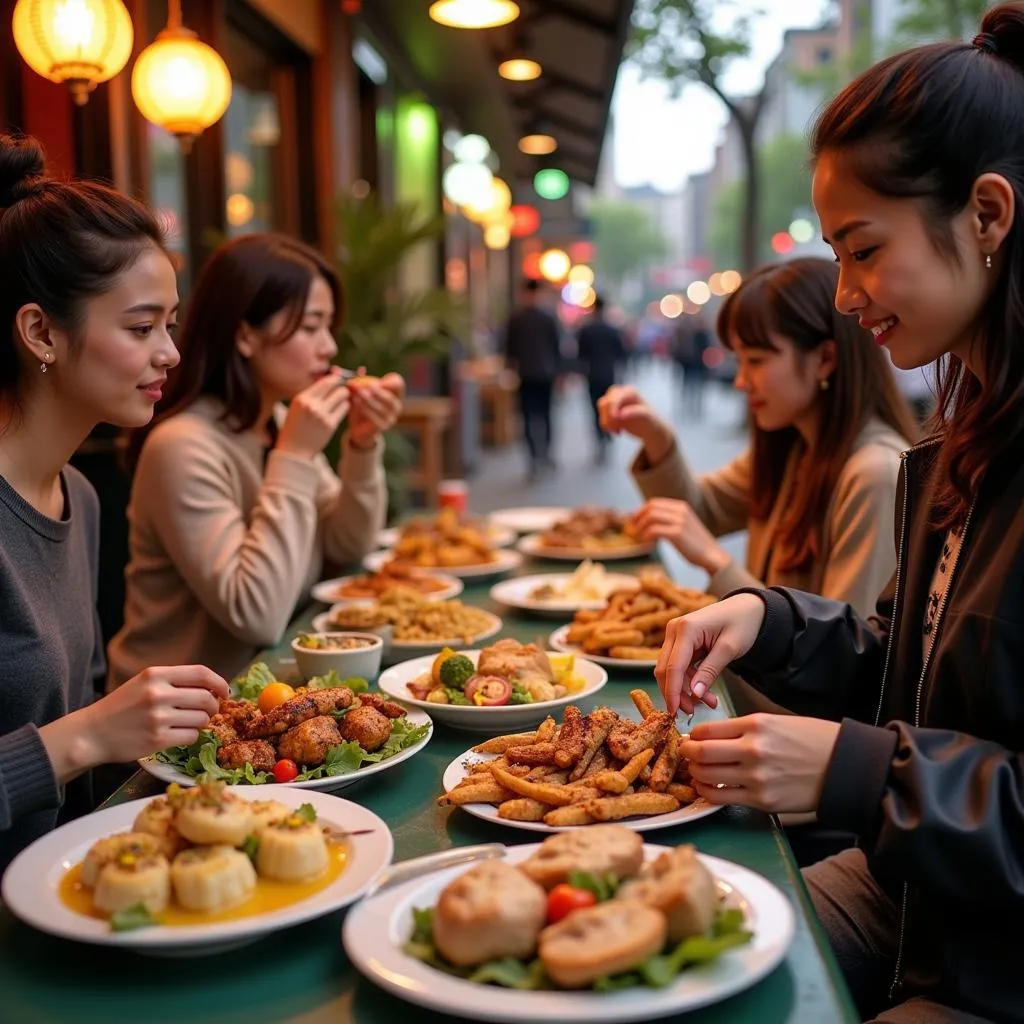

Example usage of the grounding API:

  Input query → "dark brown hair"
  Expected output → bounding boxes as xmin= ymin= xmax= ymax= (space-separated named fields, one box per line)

xmin=717 ymin=257 xmax=918 ymax=573
xmin=0 ymin=133 xmax=166 ymax=419
xmin=127 ymin=232 xmax=341 ymax=468
xmin=811 ymin=2 xmax=1024 ymax=529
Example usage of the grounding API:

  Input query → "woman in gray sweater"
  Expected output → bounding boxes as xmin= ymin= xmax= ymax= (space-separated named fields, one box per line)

xmin=601 ymin=259 xmax=920 ymax=620
xmin=0 ymin=134 xmax=227 ymax=871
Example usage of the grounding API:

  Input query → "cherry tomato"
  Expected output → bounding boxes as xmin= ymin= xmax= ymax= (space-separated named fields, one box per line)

xmin=464 ymin=674 xmax=512 ymax=706
xmin=258 ymin=681 xmax=296 ymax=714
xmin=546 ymin=884 xmax=596 ymax=924
xmin=272 ymin=758 xmax=299 ymax=783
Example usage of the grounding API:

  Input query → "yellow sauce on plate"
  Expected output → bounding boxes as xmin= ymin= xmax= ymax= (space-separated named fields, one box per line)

xmin=59 ymin=841 xmax=348 ymax=926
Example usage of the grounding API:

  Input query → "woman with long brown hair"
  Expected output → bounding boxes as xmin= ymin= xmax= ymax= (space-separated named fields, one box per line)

xmin=658 ymin=5 xmax=1024 ymax=1020
xmin=108 ymin=233 xmax=402 ymax=687
xmin=600 ymin=257 xmax=918 ymax=619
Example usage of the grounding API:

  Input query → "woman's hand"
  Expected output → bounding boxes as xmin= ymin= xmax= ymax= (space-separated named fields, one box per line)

xmin=276 ymin=370 xmax=352 ymax=459
xmin=43 ymin=666 xmax=228 ymax=782
xmin=596 ymin=385 xmax=675 ymax=464
xmin=654 ymin=593 xmax=766 ymax=715
xmin=348 ymin=372 xmax=405 ymax=448
xmin=631 ymin=498 xmax=732 ymax=575
xmin=679 ymin=714 xmax=841 ymax=813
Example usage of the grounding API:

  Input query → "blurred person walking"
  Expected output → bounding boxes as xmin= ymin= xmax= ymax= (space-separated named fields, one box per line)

xmin=576 ymin=294 xmax=627 ymax=462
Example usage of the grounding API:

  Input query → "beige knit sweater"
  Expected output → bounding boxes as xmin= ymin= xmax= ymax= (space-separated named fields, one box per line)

xmin=107 ymin=397 xmax=387 ymax=687
xmin=630 ymin=419 xmax=908 ymax=619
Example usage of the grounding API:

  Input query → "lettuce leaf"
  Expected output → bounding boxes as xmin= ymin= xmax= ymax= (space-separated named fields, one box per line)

xmin=567 ymin=870 xmax=619 ymax=903
xmin=232 ymin=662 xmax=276 ymax=701
xmin=306 ymin=670 xmax=368 ymax=694
xmin=110 ymin=904 xmax=157 ymax=932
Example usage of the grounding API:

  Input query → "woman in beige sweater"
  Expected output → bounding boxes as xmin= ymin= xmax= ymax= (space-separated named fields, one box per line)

xmin=601 ymin=258 xmax=919 ymax=620
xmin=108 ymin=234 xmax=400 ymax=686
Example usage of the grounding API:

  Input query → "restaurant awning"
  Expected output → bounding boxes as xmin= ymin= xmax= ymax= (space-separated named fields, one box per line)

xmin=360 ymin=0 xmax=635 ymax=188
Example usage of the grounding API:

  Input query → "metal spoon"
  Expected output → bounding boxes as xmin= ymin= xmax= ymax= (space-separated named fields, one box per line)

xmin=362 ymin=843 xmax=506 ymax=900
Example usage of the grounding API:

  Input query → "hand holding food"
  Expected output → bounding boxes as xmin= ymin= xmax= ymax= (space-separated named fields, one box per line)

xmin=654 ymin=593 xmax=767 ymax=716
xmin=630 ymin=498 xmax=732 ymax=575
xmin=276 ymin=369 xmax=352 ymax=459
xmin=77 ymin=665 xmax=229 ymax=767
xmin=680 ymin=714 xmax=842 ymax=813
xmin=348 ymin=371 xmax=405 ymax=447
xmin=597 ymin=385 xmax=674 ymax=464
xmin=404 ymin=827 xmax=752 ymax=992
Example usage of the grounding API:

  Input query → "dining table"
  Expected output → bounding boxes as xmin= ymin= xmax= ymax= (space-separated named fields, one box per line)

xmin=0 ymin=547 xmax=859 ymax=1024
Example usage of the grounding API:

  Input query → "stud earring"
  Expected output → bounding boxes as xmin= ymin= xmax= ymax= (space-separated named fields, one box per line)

xmin=985 ymin=253 xmax=993 ymax=269
xmin=819 ymin=377 xmax=830 ymax=391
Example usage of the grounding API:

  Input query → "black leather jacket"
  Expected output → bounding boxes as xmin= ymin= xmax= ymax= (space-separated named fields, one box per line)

xmin=733 ymin=437 xmax=1024 ymax=1022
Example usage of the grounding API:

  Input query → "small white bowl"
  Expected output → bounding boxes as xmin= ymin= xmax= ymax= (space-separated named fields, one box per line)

xmin=290 ymin=632 xmax=384 ymax=683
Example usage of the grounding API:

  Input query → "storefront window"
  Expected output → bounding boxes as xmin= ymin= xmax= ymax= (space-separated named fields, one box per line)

xmin=223 ymin=85 xmax=280 ymax=236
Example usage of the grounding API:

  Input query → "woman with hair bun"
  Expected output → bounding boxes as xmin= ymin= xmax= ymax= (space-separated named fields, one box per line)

xmin=601 ymin=257 xmax=918 ymax=620
xmin=109 ymin=233 xmax=400 ymax=686
xmin=658 ymin=4 xmax=1024 ymax=1020
xmin=0 ymin=134 xmax=227 ymax=870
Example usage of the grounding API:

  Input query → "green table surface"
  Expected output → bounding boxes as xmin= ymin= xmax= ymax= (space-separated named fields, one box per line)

xmin=0 ymin=554 xmax=858 ymax=1024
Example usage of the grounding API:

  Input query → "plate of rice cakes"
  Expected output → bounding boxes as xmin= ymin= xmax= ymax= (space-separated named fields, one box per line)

xmin=1 ymin=783 xmax=392 ymax=954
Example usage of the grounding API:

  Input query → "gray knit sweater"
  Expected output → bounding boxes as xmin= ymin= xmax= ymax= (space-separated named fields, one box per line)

xmin=0 ymin=466 xmax=104 ymax=872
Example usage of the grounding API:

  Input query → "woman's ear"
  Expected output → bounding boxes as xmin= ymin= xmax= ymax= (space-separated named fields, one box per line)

xmin=13 ymin=303 xmax=57 ymax=365
xmin=817 ymin=338 xmax=838 ymax=384
xmin=235 ymin=323 xmax=256 ymax=360
xmin=971 ymin=172 xmax=1015 ymax=256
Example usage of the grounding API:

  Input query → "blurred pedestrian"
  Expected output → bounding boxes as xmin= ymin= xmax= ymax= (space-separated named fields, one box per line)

xmin=576 ymin=294 xmax=627 ymax=462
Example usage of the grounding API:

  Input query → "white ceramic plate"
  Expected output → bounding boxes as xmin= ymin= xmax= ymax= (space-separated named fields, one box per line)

xmin=377 ymin=524 xmax=517 ymax=549
xmin=377 ymin=649 xmax=608 ymax=733
xmin=312 ymin=608 xmax=505 ymax=663
xmin=311 ymin=572 xmax=464 ymax=606
xmin=442 ymin=748 xmax=722 ymax=832
xmin=139 ymin=706 xmax=433 ymax=792
xmin=342 ymin=843 xmax=794 ymax=1023
xmin=364 ymin=548 xmax=524 ymax=581
xmin=487 ymin=507 xmax=573 ymax=535
xmin=548 ymin=624 xmax=658 ymax=670
xmin=490 ymin=573 xmax=640 ymax=618
xmin=3 ymin=788 xmax=393 ymax=955
xmin=517 ymin=533 xmax=655 ymax=562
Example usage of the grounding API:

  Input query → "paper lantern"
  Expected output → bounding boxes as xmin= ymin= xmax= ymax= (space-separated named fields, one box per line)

xmin=429 ymin=0 xmax=519 ymax=29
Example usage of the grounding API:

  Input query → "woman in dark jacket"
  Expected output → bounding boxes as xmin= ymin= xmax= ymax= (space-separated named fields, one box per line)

xmin=655 ymin=6 xmax=1024 ymax=1023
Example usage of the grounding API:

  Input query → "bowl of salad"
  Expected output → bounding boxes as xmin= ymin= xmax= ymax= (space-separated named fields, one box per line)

xmin=376 ymin=640 xmax=608 ymax=733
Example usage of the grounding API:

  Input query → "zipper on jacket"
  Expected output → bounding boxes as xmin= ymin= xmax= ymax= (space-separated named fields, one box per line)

xmin=888 ymin=489 xmax=979 ymax=1001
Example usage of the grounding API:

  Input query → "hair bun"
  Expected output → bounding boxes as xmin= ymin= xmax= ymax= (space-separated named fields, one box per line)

xmin=980 ymin=3 xmax=1024 ymax=71
xmin=0 ymin=134 xmax=47 ymax=208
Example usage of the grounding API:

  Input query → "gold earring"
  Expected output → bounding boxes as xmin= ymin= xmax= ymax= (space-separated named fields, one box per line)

xmin=819 ymin=378 xmax=830 ymax=391
xmin=40 ymin=353 xmax=52 ymax=373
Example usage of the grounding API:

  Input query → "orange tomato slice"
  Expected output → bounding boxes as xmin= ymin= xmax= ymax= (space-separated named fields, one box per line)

xmin=258 ymin=681 xmax=296 ymax=713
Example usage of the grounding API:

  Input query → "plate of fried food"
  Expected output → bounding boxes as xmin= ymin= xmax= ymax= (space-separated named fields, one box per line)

xmin=311 ymin=563 xmax=464 ymax=606
xmin=377 ymin=641 xmax=607 ymax=732
xmin=344 ymin=827 xmax=794 ymax=1023
xmin=490 ymin=560 xmax=640 ymax=617
xmin=378 ymin=514 xmax=516 ymax=551
xmin=518 ymin=508 xmax=654 ymax=562
xmin=548 ymin=570 xmax=716 ymax=668
xmin=374 ymin=507 xmax=517 ymax=570
xmin=3 ymin=783 xmax=394 ymax=955
xmin=313 ymin=588 xmax=504 ymax=662
xmin=365 ymin=546 xmax=523 ymax=580
xmin=439 ymin=691 xmax=722 ymax=832
xmin=140 ymin=664 xmax=432 ymax=792
xmin=488 ymin=506 xmax=573 ymax=535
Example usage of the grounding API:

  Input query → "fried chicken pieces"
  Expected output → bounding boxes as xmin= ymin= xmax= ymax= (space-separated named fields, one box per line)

xmin=212 ymin=686 xmax=409 ymax=773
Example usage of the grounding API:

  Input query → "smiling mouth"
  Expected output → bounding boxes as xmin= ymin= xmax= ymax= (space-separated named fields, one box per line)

xmin=865 ymin=317 xmax=899 ymax=343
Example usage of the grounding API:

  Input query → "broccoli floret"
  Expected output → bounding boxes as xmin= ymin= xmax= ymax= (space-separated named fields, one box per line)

xmin=438 ymin=654 xmax=475 ymax=690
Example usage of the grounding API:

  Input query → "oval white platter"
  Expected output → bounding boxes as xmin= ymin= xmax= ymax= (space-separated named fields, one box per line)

xmin=342 ymin=842 xmax=794 ymax=1023
xmin=548 ymin=624 xmax=658 ymax=670
xmin=490 ymin=573 xmax=640 ymax=618
xmin=377 ymin=524 xmax=517 ymax=550
xmin=517 ymin=533 xmax=656 ymax=562
xmin=486 ymin=507 xmax=573 ymax=535
xmin=442 ymin=747 xmax=722 ymax=833
xmin=139 ymin=706 xmax=433 ymax=792
xmin=376 ymin=649 xmax=608 ymax=733
xmin=312 ymin=608 xmax=505 ymax=663
xmin=364 ymin=547 xmax=523 ymax=581
xmin=3 ymin=788 xmax=393 ymax=955
xmin=310 ymin=572 xmax=464 ymax=606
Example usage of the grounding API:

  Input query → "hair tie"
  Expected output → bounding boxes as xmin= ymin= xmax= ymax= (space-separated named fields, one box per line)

xmin=973 ymin=31 xmax=999 ymax=55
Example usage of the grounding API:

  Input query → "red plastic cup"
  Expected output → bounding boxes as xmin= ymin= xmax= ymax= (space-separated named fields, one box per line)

xmin=438 ymin=479 xmax=469 ymax=515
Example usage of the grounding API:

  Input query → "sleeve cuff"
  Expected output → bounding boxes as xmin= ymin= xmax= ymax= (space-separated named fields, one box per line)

xmin=264 ymin=448 xmax=322 ymax=493
xmin=0 ymin=725 xmax=61 ymax=824
xmin=340 ymin=435 xmax=384 ymax=475
xmin=818 ymin=718 xmax=897 ymax=836
xmin=630 ymin=441 xmax=683 ymax=492
xmin=728 ymin=587 xmax=796 ymax=675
